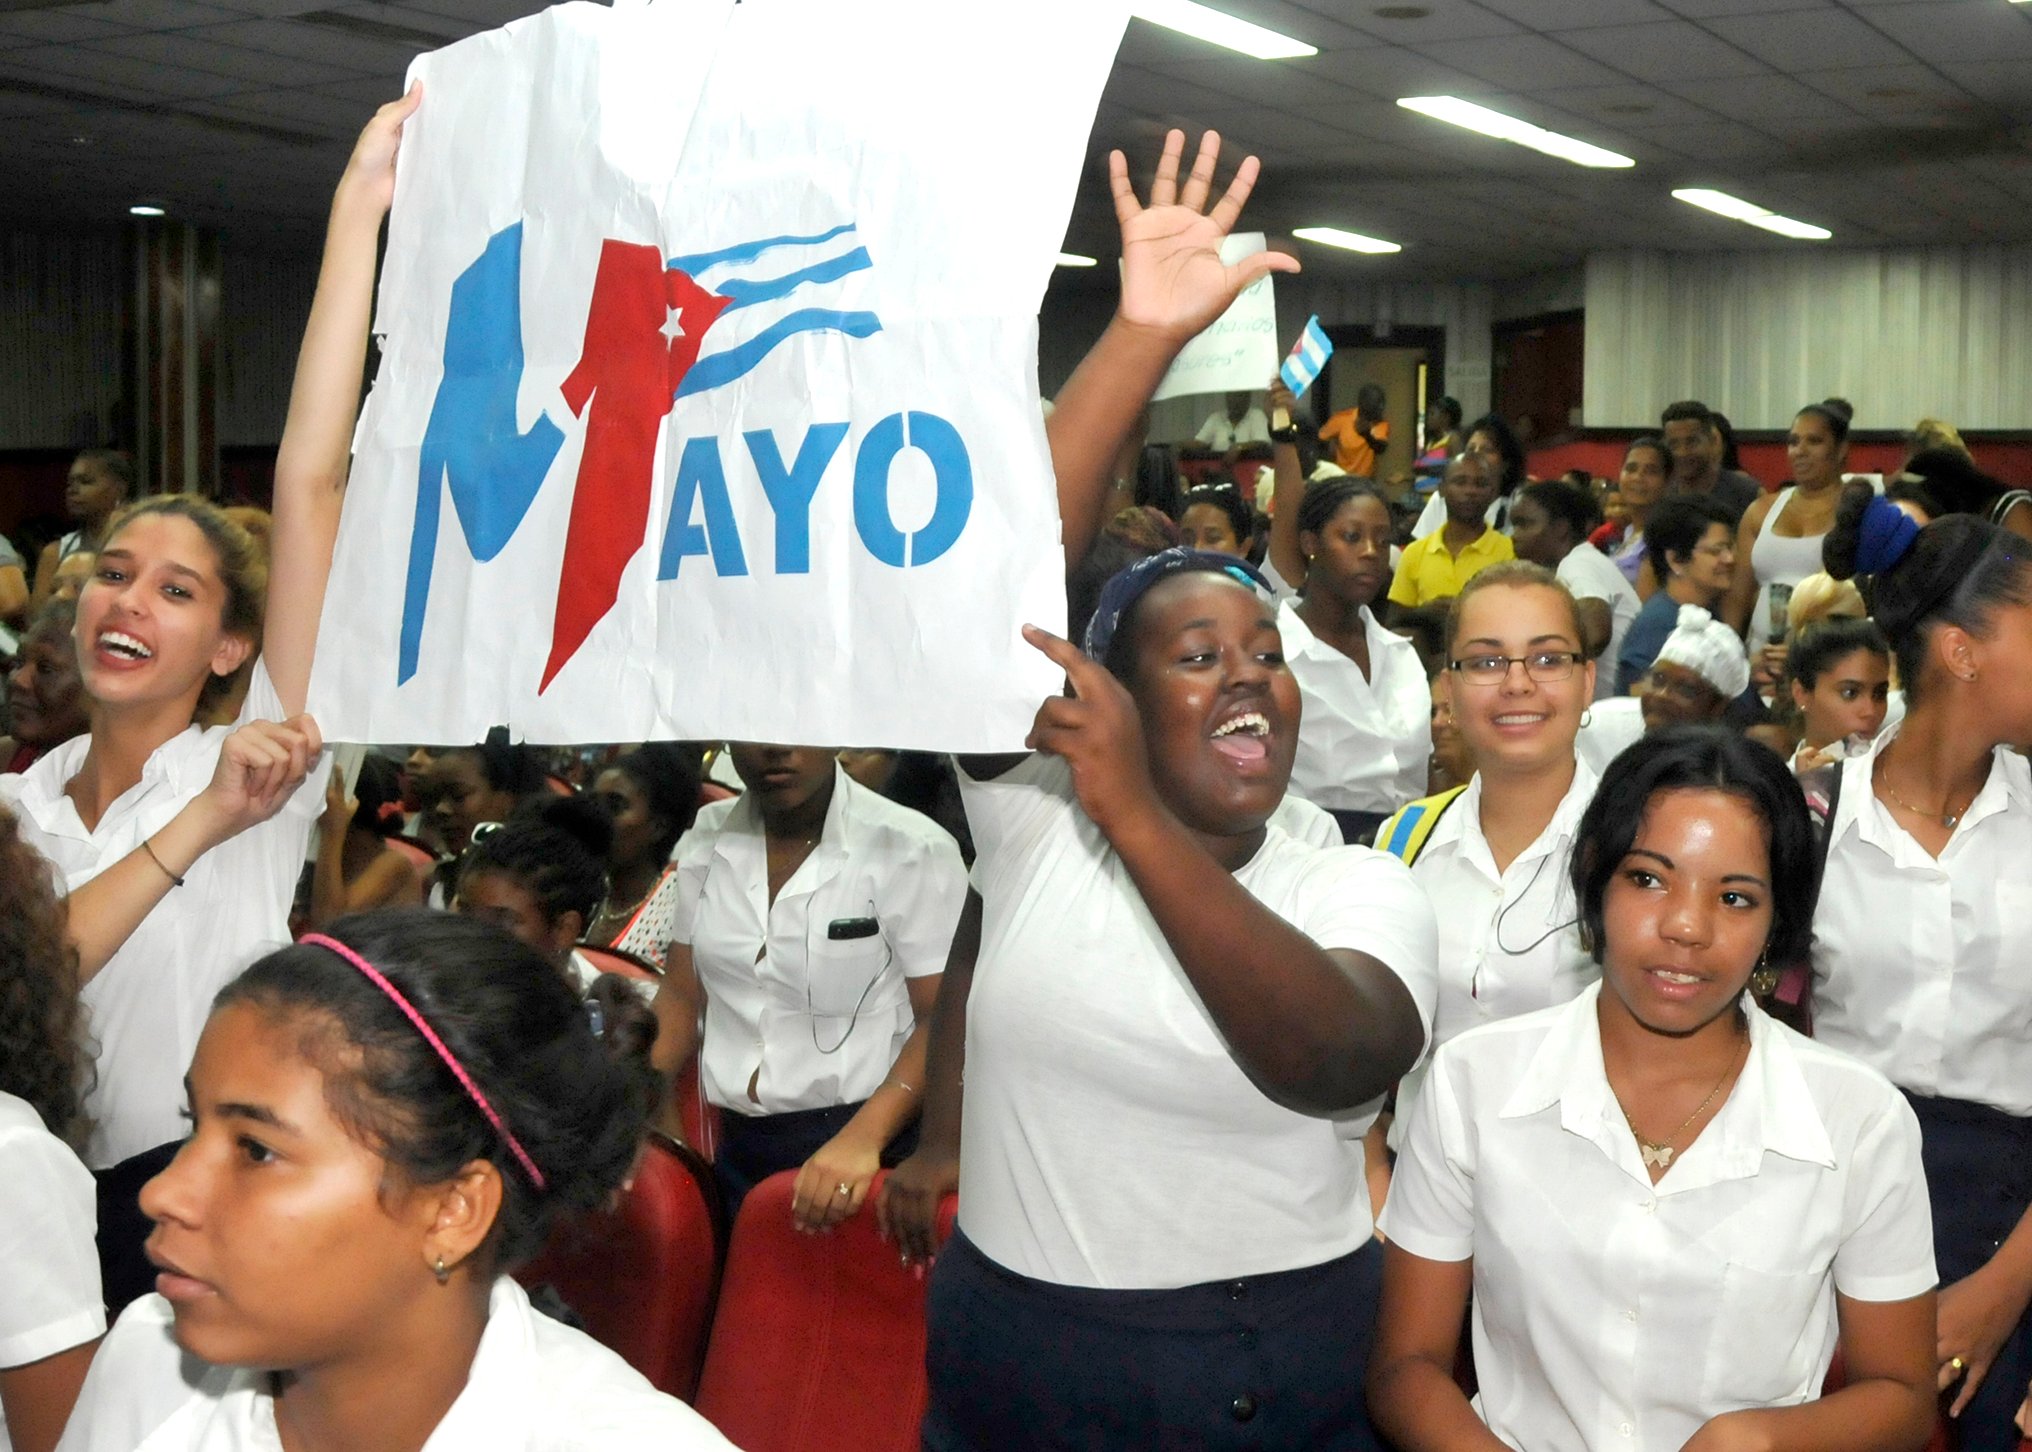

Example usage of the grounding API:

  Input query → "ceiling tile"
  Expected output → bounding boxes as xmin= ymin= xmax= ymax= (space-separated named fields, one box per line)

xmin=1860 ymin=1 xmax=2032 ymax=67
xmin=1559 ymin=20 xmax=1770 ymax=82
xmin=67 ymin=0 xmax=245 ymax=32
xmin=1418 ymin=32 xmax=1629 ymax=91
xmin=1619 ymin=116 xmax=1782 ymax=160
xmin=1657 ymin=70 xmax=1855 ymax=119
xmin=5 ymin=44 xmax=244 ymax=98
xmin=1653 ymin=0 xmax=1833 ymax=15
xmin=1702 ymin=8 xmax=1914 ymax=70
xmin=1475 ymin=0 xmax=1673 ymax=29
xmin=1140 ymin=54 xmax=1364 ymax=109
xmin=1792 ymin=62 xmax=1987 ymax=115
xmin=1305 ymin=0 xmax=1522 ymax=44
xmin=1526 ymin=82 xmax=1715 ymax=129
xmin=88 ymin=30 xmax=357 ymax=85
xmin=198 ymin=17 xmax=434 ymax=72
xmin=1289 ymin=45 xmax=1497 ymax=101
xmin=0 ymin=9 xmax=130 ymax=45
xmin=1934 ymin=62 xmax=2032 ymax=115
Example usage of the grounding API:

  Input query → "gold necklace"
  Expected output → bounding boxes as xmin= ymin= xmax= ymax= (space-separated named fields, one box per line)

xmin=1618 ymin=1034 xmax=1748 ymax=1170
xmin=1876 ymin=751 xmax=1973 ymax=830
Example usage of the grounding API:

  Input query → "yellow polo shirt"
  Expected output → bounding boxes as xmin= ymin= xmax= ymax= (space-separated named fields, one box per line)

xmin=1388 ymin=525 xmax=1515 ymax=608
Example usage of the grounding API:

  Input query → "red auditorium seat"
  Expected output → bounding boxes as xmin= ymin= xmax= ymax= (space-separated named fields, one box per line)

xmin=673 ymin=1055 xmax=720 ymax=1162
xmin=694 ymin=1168 xmax=959 ymax=1452
xmin=516 ymin=1129 xmax=725 ymax=1401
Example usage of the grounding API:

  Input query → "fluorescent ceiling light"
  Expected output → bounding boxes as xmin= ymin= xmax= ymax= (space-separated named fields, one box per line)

xmin=1130 ymin=1 xmax=1317 ymax=60
xmin=129 ymin=203 xmax=165 ymax=217
xmin=1293 ymin=225 xmax=1401 ymax=255
xmin=1397 ymin=95 xmax=1634 ymax=168
xmin=1672 ymin=188 xmax=1831 ymax=240
xmin=1055 ymin=252 xmax=1098 ymax=267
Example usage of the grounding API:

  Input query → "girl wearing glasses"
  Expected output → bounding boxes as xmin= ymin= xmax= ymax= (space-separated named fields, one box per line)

xmin=1378 ymin=562 xmax=1599 ymax=1143
xmin=645 ymin=743 xmax=967 ymax=1228
xmin=1371 ymin=727 xmax=1938 ymax=1452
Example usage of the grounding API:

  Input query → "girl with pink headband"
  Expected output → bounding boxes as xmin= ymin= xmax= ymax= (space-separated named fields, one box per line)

xmin=56 ymin=909 xmax=736 ymax=1451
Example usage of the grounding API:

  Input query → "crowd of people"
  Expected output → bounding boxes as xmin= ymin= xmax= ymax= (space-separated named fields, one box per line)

xmin=1 ymin=94 xmax=2031 ymax=1452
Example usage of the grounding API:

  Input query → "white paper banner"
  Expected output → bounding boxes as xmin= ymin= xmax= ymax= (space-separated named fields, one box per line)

xmin=1149 ymin=232 xmax=1278 ymax=403
xmin=307 ymin=0 xmax=1126 ymax=751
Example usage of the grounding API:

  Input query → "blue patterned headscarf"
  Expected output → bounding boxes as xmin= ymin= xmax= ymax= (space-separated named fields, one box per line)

xmin=1081 ymin=547 xmax=1273 ymax=666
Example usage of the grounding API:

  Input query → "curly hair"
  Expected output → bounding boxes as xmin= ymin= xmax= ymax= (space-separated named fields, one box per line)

xmin=0 ymin=809 xmax=91 ymax=1147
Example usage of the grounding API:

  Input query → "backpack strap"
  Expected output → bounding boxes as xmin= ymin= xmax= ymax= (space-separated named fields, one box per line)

xmin=1378 ymin=785 xmax=1469 ymax=867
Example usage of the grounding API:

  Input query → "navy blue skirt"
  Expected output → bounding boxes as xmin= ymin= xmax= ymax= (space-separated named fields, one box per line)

xmin=922 ymin=1229 xmax=1385 ymax=1452
xmin=1905 ymin=1092 xmax=2032 ymax=1452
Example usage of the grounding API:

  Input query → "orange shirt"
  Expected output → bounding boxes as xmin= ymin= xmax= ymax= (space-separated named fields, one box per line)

xmin=1319 ymin=411 xmax=1389 ymax=477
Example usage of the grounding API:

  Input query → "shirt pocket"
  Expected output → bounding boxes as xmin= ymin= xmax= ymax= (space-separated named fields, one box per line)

xmin=1700 ymin=1260 xmax=1834 ymax=1410
xmin=802 ymin=918 xmax=895 ymax=1019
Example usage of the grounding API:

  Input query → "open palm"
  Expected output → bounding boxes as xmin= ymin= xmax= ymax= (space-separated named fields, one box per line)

xmin=1111 ymin=129 xmax=1300 ymax=344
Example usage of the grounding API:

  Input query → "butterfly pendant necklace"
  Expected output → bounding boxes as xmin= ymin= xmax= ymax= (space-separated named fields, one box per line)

xmin=1619 ymin=1033 xmax=1748 ymax=1171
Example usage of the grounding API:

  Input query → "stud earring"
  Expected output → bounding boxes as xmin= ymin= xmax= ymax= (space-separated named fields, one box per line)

xmin=433 ymin=1256 xmax=450 ymax=1286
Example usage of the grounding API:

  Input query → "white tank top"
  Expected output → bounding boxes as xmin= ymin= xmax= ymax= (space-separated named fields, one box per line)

xmin=1749 ymin=487 xmax=1828 ymax=648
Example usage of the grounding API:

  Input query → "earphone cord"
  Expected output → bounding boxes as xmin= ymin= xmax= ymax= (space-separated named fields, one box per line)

xmin=1492 ymin=853 xmax=1580 ymax=957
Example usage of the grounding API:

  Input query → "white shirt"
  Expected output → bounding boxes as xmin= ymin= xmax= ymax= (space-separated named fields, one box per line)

xmin=1576 ymin=695 xmax=1645 ymax=778
xmin=666 ymin=767 xmax=966 ymax=1116
xmin=1382 ymin=985 xmax=1936 ymax=1452
xmin=0 ymin=1093 xmax=103 ymax=1452
xmin=1556 ymin=545 xmax=1642 ymax=703
xmin=1270 ymin=791 xmax=1343 ymax=848
xmin=1193 ymin=406 xmax=1270 ymax=452
xmin=1 ymin=661 xmax=330 ymax=1168
xmin=1411 ymin=492 xmax=1508 ymax=541
xmin=957 ymin=752 xmax=1437 ymax=1289
xmin=1407 ymin=765 xmax=1599 ymax=1057
xmin=1812 ymin=733 xmax=2032 ymax=1115
xmin=55 ymin=1277 xmax=735 ymax=1452
xmin=1279 ymin=599 xmax=1430 ymax=815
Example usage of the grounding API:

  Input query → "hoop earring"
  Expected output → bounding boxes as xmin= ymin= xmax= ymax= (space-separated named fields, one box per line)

xmin=1580 ymin=708 xmax=1593 ymax=729
xmin=433 ymin=1256 xmax=451 ymax=1286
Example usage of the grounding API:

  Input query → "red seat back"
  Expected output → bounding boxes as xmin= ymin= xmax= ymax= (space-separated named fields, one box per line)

xmin=694 ymin=1169 xmax=957 ymax=1452
xmin=673 ymin=1055 xmax=720 ymax=1161
xmin=516 ymin=1132 xmax=725 ymax=1401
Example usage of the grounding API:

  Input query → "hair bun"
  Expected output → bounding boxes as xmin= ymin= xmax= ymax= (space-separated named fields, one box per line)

xmin=1820 ymin=397 xmax=1854 ymax=425
xmin=527 ymin=794 xmax=616 ymax=862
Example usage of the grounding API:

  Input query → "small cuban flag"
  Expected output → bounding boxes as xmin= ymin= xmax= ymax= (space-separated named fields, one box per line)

xmin=1280 ymin=315 xmax=1333 ymax=399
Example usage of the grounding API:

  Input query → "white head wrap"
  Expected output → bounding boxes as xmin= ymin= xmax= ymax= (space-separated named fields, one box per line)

xmin=1654 ymin=604 xmax=1750 ymax=699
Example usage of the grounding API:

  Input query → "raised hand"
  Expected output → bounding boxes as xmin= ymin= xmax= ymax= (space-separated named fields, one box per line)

xmin=340 ymin=81 xmax=421 ymax=217
xmin=1110 ymin=130 xmax=1299 ymax=345
xmin=196 ymin=715 xmax=324 ymax=848
xmin=1022 ymin=625 xmax=1160 ymax=840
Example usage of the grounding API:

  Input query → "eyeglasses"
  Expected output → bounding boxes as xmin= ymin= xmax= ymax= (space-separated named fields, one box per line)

xmin=1448 ymin=651 xmax=1582 ymax=686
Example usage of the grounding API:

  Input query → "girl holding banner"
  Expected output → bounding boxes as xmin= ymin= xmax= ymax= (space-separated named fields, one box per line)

xmin=0 ymin=100 xmax=399 ymax=1183
xmin=922 ymin=131 xmax=1436 ymax=1452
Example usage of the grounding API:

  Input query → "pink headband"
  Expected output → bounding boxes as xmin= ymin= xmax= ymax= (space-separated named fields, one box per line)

xmin=299 ymin=933 xmax=546 ymax=1191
